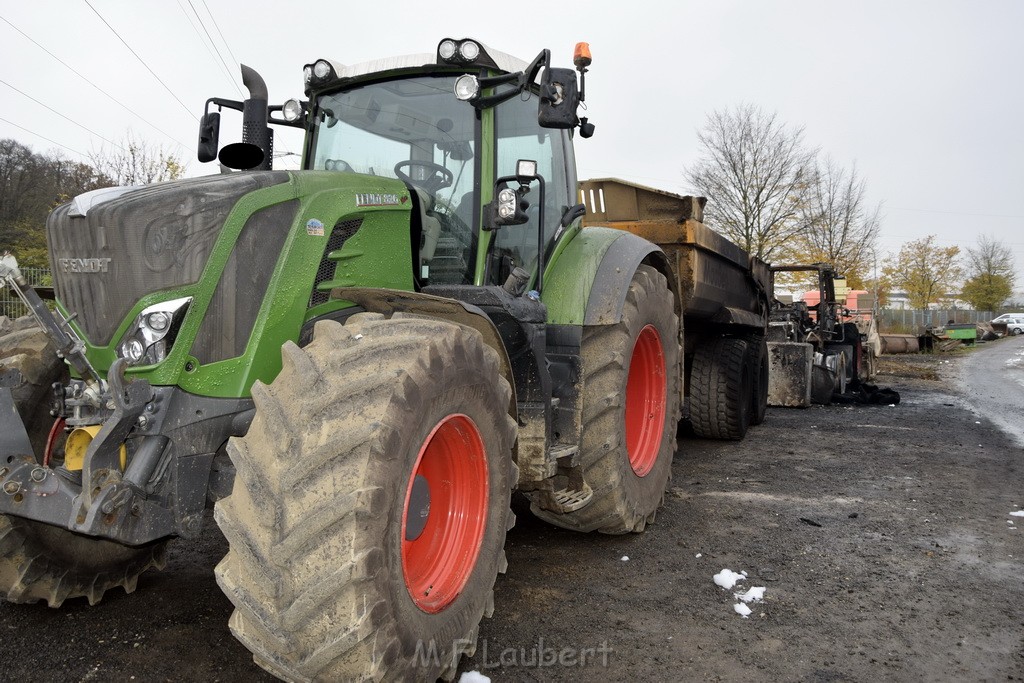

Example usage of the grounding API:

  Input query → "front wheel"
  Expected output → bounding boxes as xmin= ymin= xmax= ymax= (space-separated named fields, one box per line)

xmin=530 ymin=265 xmax=680 ymax=534
xmin=215 ymin=313 xmax=517 ymax=681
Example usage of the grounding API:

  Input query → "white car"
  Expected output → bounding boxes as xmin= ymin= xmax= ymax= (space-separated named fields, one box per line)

xmin=992 ymin=313 xmax=1024 ymax=335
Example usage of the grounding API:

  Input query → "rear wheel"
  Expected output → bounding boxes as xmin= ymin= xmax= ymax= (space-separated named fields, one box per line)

xmin=690 ymin=336 xmax=753 ymax=440
xmin=215 ymin=314 xmax=517 ymax=681
xmin=530 ymin=265 xmax=680 ymax=534
xmin=0 ymin=319 xmax=167 ymax=607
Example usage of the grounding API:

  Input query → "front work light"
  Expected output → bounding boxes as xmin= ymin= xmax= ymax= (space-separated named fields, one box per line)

xmin=282 ymin=98 xmax=303 ymax=122
xmin=438 ymin=39 xmax=457 ymax=61
xmin=459 ymin=40 xmax=480 ymax=61
xmin=454 ymin=74 xmax=480 ymax=101
xmin=312 ymin=60 xmax=332 ymax=80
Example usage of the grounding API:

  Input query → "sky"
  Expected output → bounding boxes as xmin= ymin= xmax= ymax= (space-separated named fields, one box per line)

xmin=1 ymin=0 xmax=1022 ymax=297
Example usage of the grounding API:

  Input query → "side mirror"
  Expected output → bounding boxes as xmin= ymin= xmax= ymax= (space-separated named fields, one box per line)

xmin=537 ymin=68 xmax=579 ymax=129
xmin=197 ymin=112 xmax=221 ymax=163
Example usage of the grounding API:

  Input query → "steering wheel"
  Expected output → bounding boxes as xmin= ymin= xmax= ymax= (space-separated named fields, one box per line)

xmin=394 ymin=160 xmax=454 ymax=193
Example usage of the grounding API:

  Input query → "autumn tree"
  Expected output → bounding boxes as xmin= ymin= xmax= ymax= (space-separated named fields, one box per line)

xmin=89 ymin=131 xmax=185 ymax=186
xmin=0 ymin=139 xmax=107 ymax=267
xmin=881 ymin=235 xmax=962 ymax=309
xmin=686 ymin=104 xmax=816 ymax=262
xmin=960 ymin=234 xmax=1015 ymax=311
xmin=792 ymin=157 xmax=881 ymax=288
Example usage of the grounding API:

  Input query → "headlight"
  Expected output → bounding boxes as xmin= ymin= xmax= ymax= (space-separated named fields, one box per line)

xmin=117 ymin=297 xmax=191 ymax=367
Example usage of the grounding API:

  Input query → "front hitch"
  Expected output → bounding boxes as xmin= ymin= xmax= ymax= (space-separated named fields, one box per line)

xmin=0 ymin=358 xmax=174 ymax=545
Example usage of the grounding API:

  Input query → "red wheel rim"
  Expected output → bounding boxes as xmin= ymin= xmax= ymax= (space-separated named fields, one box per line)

xmin=625 ymin=324 xmax=667 ymax=477
xmin=401 ymin=414 xmax=489 ymax=613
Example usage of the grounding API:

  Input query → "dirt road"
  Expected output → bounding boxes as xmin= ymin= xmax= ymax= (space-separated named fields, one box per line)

xmin=2 ymin=341 xmax=1022 ymax=681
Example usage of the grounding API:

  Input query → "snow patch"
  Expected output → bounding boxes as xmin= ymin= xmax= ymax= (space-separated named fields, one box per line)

xmin=735 ymin=586 xmax=766 ymax=603
xmin=459 ymin=672 xmax=491 ymax=683
xmin=715 ymin=569 xmax=767 ymax=617
xmin=713 ymin=569 xmax=746 ymax=590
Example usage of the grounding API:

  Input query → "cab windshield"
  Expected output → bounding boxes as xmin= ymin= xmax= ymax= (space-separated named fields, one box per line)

xmin=310 ymin=75 xmax=477 ymax=284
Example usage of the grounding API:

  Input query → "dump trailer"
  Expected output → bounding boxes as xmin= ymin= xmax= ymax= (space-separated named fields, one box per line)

xmin=579 ymin=179 xmax=772 ymax=438
xmin=0 ymin=39 xmax=767 ymax=681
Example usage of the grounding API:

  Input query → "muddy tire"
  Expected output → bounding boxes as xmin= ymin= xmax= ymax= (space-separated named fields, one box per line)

xmin=531 ymin=265 xmax=680 ymax=534
xmin=748 ymin=336 xmax=769 ymax=426
xmin=0 ymin=320 xmax=66 ymax=454
xmin=215 ymin=313 xmax=517 ymax=681
xmin=0 ymin=319 xmax=167 ymax=607
xmin=690 ymin=336 xmax=752 ymax=440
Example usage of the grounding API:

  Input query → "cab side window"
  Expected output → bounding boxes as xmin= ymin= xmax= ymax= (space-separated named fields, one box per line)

xmin=491 ymin=92 xmax=572 ymax=285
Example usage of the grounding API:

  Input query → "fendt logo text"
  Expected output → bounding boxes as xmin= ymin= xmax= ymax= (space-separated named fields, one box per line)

xmin=59 ymin=257 xmax=112 ymax=273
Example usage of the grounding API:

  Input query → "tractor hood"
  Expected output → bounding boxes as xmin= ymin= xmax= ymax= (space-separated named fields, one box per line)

xmin=46 ymin=172 xmax=291 ymax=346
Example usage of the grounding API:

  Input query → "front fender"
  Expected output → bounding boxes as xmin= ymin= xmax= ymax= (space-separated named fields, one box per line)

xmin=542 ymin=226 xmax=675 ymax=326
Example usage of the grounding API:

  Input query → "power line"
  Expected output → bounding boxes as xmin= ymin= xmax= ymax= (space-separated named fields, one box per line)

xmin=82 ymin=0 xmax=199 ymax=122
xmin=0 ymin=14 xmax=191 ymax=151
xmin=0 ymin=115 xmax=89 ymax=158
xmin=200 ymin=0 xmax=241 ymax=75
xmin=0 ymin=77 xmax=124 ymax=151
xmin=176 ymin=0 xmax=243 ymax=97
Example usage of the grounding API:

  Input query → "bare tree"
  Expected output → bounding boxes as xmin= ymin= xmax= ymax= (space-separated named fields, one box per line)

xmin=686 ymin=104 xmax=816 ymax=261
xmin=90 ymin=131 xmax=185 ymax=186
xmin=960 ymin=234 xmax=1015 ymax=311
xmin=793 ymin=157 xmax=882 ymax=288
xmin=881 ymin=235 xmax=961 ymax=309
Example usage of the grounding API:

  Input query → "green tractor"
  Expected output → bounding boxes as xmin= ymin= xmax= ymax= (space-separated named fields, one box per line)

xmin=0 ymin=39 xmax=682 ymax=680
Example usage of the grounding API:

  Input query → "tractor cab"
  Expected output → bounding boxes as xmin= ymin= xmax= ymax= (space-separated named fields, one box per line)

xmin=199 ymin=38 xmax=593 ymax=294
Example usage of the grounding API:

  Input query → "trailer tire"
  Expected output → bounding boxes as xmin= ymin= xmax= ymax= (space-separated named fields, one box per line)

xmin=530 ymin=265 xmax=679 ymax=534
xmin=690 ymin=336 xmax=752 ymax=440
xmin=748 ymin=336 xmax=769 ymax=426
xmin=0 ymin=320 xmax=167 ymax=608
xmin=215 ymin=314 xmax=517 ymax=682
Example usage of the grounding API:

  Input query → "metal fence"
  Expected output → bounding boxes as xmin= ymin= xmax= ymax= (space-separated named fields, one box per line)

xmin=877 ymin=308 xmax=995 ymax=333
xmin=0 ymin=267 xmax=51 ymax=320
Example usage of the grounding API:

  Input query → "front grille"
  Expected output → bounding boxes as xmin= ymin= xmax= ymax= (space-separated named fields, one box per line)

xmin=308 ymin=219 xmax=363 ymax=307
xmin=46 ymin=172 xmax=290 ymax=345
xmin=191 ymin=200 xmax=299 ymax=365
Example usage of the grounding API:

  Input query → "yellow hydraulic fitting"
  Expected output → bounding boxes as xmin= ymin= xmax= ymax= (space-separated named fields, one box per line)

xmin=64 ymin=426 xmax=127 ymax=471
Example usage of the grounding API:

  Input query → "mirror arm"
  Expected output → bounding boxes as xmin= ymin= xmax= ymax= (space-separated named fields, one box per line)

xmin=205 ymin=97 xmax=243 ymax=115
xmin=472 ymin=49 xmax=551 ymax=110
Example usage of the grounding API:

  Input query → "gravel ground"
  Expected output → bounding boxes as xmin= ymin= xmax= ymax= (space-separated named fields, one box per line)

xmin=2 ymin=340 xmax=1022 ymax=682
